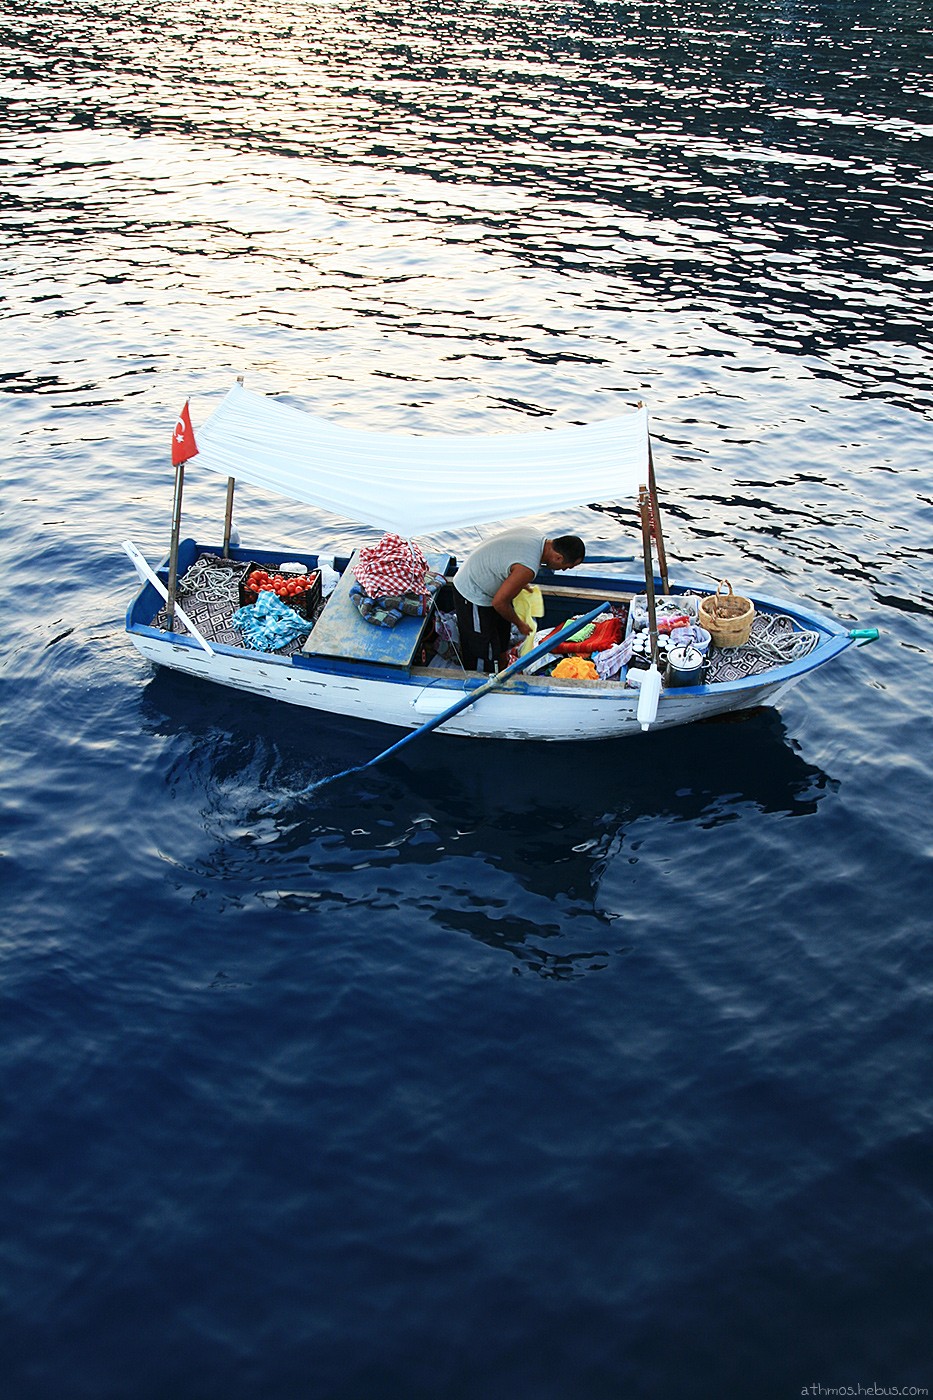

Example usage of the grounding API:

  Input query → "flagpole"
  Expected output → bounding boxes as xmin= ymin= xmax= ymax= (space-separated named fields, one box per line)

xmin=166 ymin=399 xmax=198 ymax=633
xmin=165 ymin=458 xmax=185 ymax=633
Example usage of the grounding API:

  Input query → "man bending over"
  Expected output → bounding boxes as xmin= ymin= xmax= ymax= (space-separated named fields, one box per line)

xmin=452 ymin=529 xmax=586 ymax=672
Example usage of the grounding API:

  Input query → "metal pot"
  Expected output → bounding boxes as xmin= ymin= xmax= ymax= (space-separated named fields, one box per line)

xmin=665 ymin=644 xmax=707 ymax=687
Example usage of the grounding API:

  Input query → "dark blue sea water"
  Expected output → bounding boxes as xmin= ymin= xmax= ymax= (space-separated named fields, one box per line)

xmin=2 ymin=3 xmax=931 ymax=1398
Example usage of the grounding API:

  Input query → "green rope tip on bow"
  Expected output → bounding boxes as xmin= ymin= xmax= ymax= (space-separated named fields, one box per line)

xmin=849 ymin=628 xmax=880 ymax=645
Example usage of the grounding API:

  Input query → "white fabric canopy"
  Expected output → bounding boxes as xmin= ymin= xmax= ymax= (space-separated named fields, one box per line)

xmin=193 ymin=382 xmax=650 ymax=538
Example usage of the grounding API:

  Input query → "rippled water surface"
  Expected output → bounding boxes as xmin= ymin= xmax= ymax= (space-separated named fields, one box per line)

xmin=2 ymin=4 xmax=932 ymax=1398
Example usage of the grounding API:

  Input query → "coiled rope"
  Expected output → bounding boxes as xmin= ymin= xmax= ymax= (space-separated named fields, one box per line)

xmin=176 ymin=555 xmax=245 ymax=605
xmin=733 ymin=613 xmax=820 ymax=665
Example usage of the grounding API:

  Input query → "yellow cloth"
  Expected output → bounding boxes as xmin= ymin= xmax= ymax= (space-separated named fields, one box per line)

xmin=552 ymin=656 xmax=599 ymax=680
xmin=513 ymin=585 xmax=544 ymax=655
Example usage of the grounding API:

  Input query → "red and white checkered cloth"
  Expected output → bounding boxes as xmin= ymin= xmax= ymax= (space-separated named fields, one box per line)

xmin=353 ymin=533 xmax=428 ymax=599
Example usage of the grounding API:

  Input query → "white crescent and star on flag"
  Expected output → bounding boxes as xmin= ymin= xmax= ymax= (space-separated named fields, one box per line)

xmin=171 ymin=401 xmax=198 ymax=464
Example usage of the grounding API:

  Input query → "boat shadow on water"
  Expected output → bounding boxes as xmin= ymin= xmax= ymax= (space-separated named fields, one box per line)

xmin=139 ymin=671 xmax=838 ymax=979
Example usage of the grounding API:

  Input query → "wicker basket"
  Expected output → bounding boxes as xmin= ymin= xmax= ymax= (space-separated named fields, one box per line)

xmin=698 ymin=580 xmax=755 ymax=648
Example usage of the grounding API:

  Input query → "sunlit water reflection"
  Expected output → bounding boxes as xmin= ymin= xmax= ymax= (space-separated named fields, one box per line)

xmin=2 ymin=3 xmax=931 ymax=1397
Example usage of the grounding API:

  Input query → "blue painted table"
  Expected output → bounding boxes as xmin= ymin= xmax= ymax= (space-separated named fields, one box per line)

xmin=300 ymin=551 xmax=453 ymax=668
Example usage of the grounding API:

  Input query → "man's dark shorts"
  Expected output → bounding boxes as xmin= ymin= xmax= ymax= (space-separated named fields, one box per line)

xmin=453 ymin=587 xmax=510 ymax=672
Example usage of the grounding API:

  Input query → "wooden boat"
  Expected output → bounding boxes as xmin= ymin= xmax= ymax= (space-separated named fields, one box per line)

xmin=124 ymin=382 xmax=877 ymax=743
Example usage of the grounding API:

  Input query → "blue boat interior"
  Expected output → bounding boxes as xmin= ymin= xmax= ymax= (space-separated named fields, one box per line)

xmin=124 ymin=538 xmax=643 ymax=660
xmin=125 ymin=538 xmax=844 ymax=692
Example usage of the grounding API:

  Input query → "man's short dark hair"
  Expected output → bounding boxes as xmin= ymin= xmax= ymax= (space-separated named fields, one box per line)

xmin=552 ymin=535 xmax=586 ymax=566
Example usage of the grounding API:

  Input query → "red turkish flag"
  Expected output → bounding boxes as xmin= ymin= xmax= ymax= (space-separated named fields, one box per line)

xmin=172 ymin=400 xmax=199 ymax=466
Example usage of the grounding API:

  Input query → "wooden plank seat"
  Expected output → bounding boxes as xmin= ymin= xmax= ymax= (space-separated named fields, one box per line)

xmin=539 ymin=582 xmax=634 ymax=603
xmin=300 ymin=550 xmax=453 ymax=668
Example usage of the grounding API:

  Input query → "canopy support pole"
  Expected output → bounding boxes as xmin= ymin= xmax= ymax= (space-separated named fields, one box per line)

xmin=639 ymin=485 xmax=660 ymax=667
xmin=220 ymin=374 xmax=246 ymax=558
xmin=165 ymin=459 xmax=185 ymax=632
xmin=222 ymin=477 xmax=236 ymax=557
xmin=646 ymin=437 xmax=669 ymax=593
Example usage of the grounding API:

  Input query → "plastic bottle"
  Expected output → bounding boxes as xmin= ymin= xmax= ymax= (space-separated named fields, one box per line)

xmin=316 ymin=555 xmax=340 ymax=599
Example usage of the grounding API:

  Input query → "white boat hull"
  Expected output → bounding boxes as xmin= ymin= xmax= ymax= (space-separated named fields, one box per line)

xmin=128 ymin=628 xmax=813 ymax=741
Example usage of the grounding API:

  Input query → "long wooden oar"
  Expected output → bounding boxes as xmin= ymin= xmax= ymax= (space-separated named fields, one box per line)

xmin=286 ymin=599 xmax=612 ymax=800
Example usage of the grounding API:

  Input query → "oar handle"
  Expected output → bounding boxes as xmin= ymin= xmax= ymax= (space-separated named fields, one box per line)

xmin=483 ymin=599 xmax=611 ymax=685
